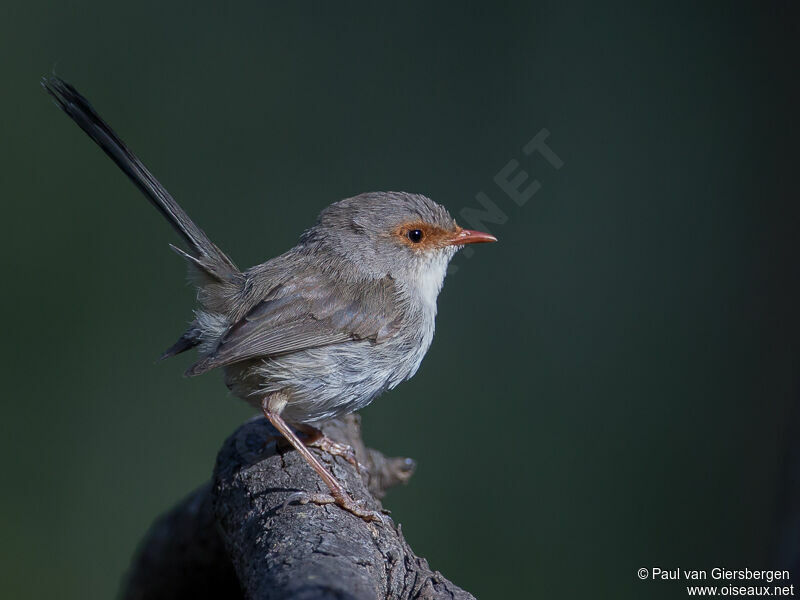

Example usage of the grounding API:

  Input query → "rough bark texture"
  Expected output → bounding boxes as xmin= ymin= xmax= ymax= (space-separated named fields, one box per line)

xmin=123 ymin=415 xmax=475 ymax=600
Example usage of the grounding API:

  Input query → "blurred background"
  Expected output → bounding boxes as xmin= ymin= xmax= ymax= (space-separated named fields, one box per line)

xmin=2 ymin=2 xmax=798 ymax=598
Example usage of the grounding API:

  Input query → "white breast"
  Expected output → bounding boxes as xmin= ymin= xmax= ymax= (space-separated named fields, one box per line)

xmin=395 ymin=248 xmax=455 ymax=382
xmin=412 ymin=250 xmax=452 ymax=315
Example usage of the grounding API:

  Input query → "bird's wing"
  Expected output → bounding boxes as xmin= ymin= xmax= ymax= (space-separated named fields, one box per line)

xmin=186 ymin=272 xmax=403 ymax=376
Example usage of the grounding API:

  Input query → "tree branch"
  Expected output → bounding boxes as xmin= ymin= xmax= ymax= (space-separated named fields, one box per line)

xmin=123 ymin=415 xmax=475 ymax=600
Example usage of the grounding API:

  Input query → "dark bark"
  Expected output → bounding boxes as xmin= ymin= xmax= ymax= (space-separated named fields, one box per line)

xmin=122 ymin=415 xmax=475 ymax=600
xmin=122 ymin=482 xmax=242 ymax=600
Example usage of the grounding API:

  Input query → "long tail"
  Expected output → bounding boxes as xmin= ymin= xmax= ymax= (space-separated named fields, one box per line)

xmin=42 ymin=76 xmax=238 ymax=281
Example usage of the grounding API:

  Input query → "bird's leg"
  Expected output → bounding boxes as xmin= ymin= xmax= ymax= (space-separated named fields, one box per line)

xmin=261 ymin=395 xmax=383 ymax=523
xmin=295 ymin=424 xmax=363 ymax=472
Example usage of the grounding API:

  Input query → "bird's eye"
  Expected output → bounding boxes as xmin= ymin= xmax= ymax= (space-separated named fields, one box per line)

xmin=407 ymin=229 xmax=424 ymax=243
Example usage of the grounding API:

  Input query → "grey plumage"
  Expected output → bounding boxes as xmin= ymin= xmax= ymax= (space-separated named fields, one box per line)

xmin=45 ymin=75 xmax=496 ymax=520
xmin=42 ymin=75 xmax=485 ymax=426
xmin=193 ymin=192 xmax=459 ymax=425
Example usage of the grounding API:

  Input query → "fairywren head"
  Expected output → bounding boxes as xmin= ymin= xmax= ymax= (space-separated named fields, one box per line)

xmin=301 ymin=192 xmax=496 ymax=298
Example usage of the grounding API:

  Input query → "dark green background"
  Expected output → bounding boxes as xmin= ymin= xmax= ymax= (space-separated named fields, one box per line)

xmin=2 ymin=2 xmax=798 ymax=598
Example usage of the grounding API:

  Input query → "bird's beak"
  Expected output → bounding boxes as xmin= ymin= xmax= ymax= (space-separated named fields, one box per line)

xmin=447 ymin=227 xmax=498 ymax=246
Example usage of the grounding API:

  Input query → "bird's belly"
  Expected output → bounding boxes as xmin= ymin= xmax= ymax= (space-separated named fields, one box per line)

xmin=226 ymin=336 xmax=430 ymax=426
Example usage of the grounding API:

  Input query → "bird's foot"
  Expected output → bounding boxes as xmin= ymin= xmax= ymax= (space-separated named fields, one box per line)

xmin=297 ymin=426 xmax=367 ymax=473
xmin=283 ymin=490 xmax=388 ymax=523
xmin=307 ymin=436 xmax=364 ymax=471
xmin=270 ymin=427 xmax=362 ymax=470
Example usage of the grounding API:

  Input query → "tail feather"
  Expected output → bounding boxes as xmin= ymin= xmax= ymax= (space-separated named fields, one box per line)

xmin=159 ymin=328 xmax=201 ymax=360
xmin=42 ymin=75 xmax=238 ymax=281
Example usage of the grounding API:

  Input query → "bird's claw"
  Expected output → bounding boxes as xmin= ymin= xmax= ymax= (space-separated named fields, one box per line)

xmin=307 ymin=437 xmax=367 ymax=473
xmin=283 ymin=491 xmax=387 ymax=523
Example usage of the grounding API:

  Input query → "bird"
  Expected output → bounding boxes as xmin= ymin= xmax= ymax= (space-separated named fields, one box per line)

xmin=43 ymin=76 xmax=497 ymax=521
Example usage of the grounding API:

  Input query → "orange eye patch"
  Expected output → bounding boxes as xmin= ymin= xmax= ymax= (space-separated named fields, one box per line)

xmin=391 ymin=221 xmax=458 ymax=250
